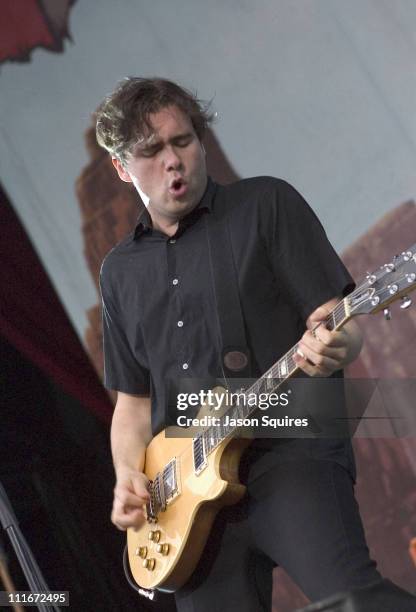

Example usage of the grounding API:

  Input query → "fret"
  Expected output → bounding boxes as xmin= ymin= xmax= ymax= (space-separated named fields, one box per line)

xmin=249 ymin=380 xmax=259 ymax=396
xmin=229 ymin=405 xmax=238 ymax=422
xmin=219 ymin=422 xmax=226 ymax=440
xmin=270 ymin=363 xmax=280 ymax=379
xmin=242 ymin=401 xmax=251 ymax=419
xmin=287 ymin=350 xmax=296 ymax=374
xmin=279 ymin=357 xmax=288 ymax=377
xmin=235 ymin=403 xmax=244 ymax=420
xmin=335 ymin=301 xmax=346 ymax=326
xmin=257 ymin=378 xmax=267 ymax=395
xmin=327 ymin=300 xmax=347 ymax=331
xmin=327 ymin=310 xmax=336 ymax=331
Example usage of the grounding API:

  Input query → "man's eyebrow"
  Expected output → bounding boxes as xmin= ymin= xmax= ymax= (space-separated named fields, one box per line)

xmin=171 ymin=131 xmax=193 ymax=141
xmin=132 ymin=130 xmax=193 ymax=154
xmin=133 ymin=135 xmax=160 ymax=152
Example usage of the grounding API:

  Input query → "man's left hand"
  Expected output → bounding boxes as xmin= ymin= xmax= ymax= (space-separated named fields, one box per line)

xmin=293 ymin=298 xmax=363 ymax=377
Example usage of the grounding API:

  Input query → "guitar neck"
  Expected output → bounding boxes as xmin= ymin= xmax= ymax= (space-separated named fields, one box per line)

xmin=251 ymin=296 xmax=351 ymax=392
xmin=200 ymin=297 xmax=352 ymax=454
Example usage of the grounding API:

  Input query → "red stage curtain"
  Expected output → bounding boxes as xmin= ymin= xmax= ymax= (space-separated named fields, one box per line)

xmin=0 ymin=0 xmax=76 ymax=65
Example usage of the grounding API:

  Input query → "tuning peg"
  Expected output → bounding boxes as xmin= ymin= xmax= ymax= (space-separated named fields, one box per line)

xmin=400 ymin=296 xmax=412 ymax=309
xmin=383 ymin=308 xmax=391 ymax=320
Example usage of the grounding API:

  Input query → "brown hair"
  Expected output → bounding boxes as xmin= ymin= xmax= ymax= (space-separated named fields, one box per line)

xmin=95 ymin=77 xmax=214 ymax=164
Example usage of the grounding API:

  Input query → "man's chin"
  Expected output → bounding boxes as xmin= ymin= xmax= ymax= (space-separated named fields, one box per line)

xmin=167 ymin=196 xmax=197 ymax=216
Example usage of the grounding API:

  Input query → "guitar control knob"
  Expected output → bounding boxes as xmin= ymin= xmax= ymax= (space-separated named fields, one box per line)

xmin=156 ymin=543 xmax=170 ymax=555
xmin=142 ymin=558 xmax=156 ymax=571
xmin=148 ymin=530 xmax=161 ymax=542
xmin=135 ymin=546 xmax=147 ymax=559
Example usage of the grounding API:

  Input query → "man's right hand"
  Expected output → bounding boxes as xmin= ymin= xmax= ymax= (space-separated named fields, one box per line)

xmin=111 ymin=469 xmax=150 ymax=531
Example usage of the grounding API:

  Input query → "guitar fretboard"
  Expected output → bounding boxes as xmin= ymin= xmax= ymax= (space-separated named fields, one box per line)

xmin=196 ymin=297 xmax=349 ymax=458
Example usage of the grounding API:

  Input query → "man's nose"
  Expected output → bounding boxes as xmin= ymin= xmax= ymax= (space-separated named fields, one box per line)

xmin=164 ymin=146 xmax=182 ymax=171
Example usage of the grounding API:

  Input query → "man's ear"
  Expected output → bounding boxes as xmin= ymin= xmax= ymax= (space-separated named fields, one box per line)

xmin=112 ymin=157 xmax=132 ymax=183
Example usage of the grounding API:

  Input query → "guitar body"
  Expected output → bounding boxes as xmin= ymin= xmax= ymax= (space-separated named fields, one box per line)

xmin=127 ymin=390 xmax=251 ymax=592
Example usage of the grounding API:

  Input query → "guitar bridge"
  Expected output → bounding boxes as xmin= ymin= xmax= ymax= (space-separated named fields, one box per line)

xmin=146 ymin=458 xmax=180 ymax=521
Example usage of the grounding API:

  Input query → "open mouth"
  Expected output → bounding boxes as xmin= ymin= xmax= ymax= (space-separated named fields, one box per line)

xmin=169 ymin=179 xmax=188 ymax=197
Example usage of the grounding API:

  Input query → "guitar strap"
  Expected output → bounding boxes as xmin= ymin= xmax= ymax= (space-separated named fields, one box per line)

xmin=204 ymin=190 xmax=252 ymax=381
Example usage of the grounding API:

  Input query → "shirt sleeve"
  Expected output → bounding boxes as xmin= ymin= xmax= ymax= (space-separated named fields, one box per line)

xmin=99 ymin=269 xmax=150 ymax=395
xmin=260 ymin=179 xmax=355 ymax=320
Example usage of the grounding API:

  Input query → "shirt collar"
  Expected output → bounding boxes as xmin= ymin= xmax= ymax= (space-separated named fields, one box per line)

xmin=133 ymin=176 xmax=216 ymax=240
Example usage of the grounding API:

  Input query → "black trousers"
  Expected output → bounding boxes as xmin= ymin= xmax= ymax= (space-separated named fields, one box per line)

xmin=175 ymin=459 xmax=382 ymax=612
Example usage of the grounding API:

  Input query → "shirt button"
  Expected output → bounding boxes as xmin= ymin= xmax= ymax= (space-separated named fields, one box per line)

xmin=182 ymin=363 xmax=189 ymax=370
xmin=172 ymin=278 xmax=179 ymax=286
xmin=177 ymin=320 xmax=184 ymax=327
xmin=169 ymin=239 xmax=176 ymax=244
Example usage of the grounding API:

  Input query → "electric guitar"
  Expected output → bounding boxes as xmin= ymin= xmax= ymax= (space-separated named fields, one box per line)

xmin=126 ymin=244 xmax=416 ymax=592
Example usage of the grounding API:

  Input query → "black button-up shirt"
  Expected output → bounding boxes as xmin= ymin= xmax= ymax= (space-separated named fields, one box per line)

xmin=100 ymin=176 xmax=356 ymax=475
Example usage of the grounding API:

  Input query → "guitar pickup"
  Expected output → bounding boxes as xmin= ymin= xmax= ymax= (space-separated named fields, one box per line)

xmin=193 ymin=435 xmax=208 ymax=475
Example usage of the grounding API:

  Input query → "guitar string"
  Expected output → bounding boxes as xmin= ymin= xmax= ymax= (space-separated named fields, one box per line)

xmin=153 ymin=299 xmax=351 ymax=492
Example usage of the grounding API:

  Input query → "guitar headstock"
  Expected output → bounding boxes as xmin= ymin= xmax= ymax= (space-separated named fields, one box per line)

xmin=347 ymin=244 xmax=416 ymax=317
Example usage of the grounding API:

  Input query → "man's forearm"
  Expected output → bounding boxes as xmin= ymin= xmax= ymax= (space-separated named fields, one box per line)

xmin=110 ymin=393 xmax=152 ymax=476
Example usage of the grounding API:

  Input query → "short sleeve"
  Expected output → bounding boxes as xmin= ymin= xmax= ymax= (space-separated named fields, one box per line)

xmin=260 ymin=179 xmax=355 ymax=320
xmin=99 ymin=271 xmax=150 ymax=395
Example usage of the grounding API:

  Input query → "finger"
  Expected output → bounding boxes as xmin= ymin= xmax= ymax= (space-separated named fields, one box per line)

xmin=293 ymin=352 xmax=331 ymax=377
xmin=312 ymin=326 xmax=331 ymax=345
xmin=130 ymin=475 xmax=150 ymax=498
xmin=114 ymin=489 xmax=149 ymax=507
xmin=112 ymin=504 xmax=146 ymax=530
xmin=314 ymin=327 xmax=348 ymax=348
xmin=115 ymin=480 xmax=150 ymax=503
xmin=112 ymin=511 xmax=145 ymax=531
xmin=329 ymin=329 xmax=350 ymax=348
xmin=295 ymin=345 xmax=339 ymax=375
xmin=116 ymin=476 xmax=150 ymax=501
xmin=307 ymin=305 xmax=332 ymax=325
xmin=299 ymin=333 xmax=343 ymax=360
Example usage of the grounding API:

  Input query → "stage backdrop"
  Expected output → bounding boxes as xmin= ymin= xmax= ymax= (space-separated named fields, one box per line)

xmin=1 ymin=0 xmax=416 ymax=340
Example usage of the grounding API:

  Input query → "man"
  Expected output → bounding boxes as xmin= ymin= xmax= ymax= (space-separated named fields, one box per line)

xmin=96 ymin=77 xmax=381 ymax=610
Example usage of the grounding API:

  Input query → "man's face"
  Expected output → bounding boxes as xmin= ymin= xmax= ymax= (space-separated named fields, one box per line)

xmin=113 ymin=105 xmax=207 ymax=224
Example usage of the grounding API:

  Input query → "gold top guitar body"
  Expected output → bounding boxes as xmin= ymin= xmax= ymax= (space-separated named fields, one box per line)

xmin=127 ymin=389 xmax=249 ymax=592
